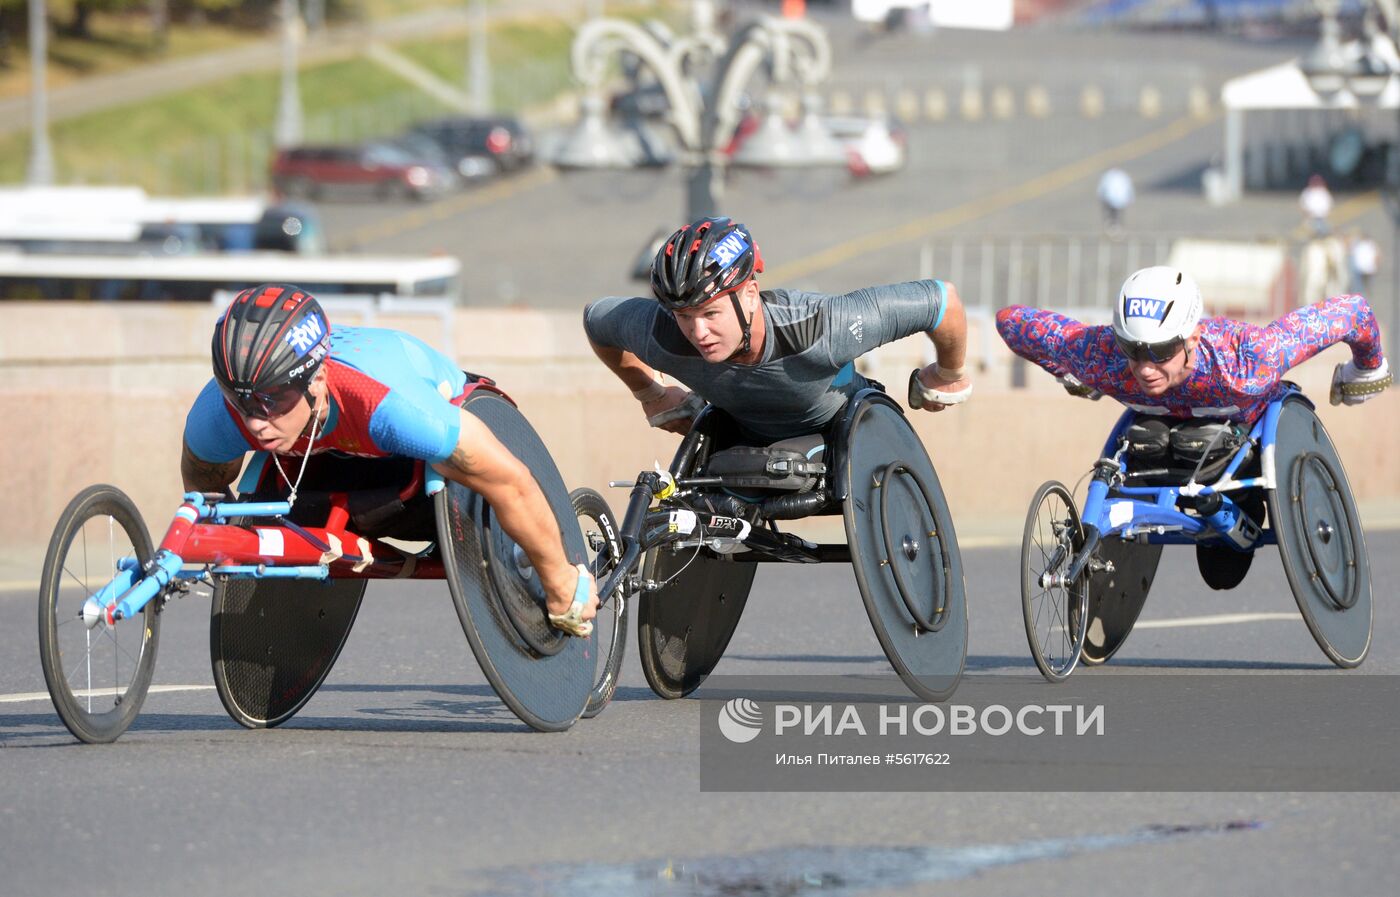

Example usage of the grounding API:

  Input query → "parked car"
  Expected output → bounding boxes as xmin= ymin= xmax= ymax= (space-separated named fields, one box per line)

xmin=270 ymin=142 xmax=457 ymax=201
xmin=825 ymin=116 xmax=908 ymax=177
xmin=253 ymin=201 xmax=327 ymax=254
xmin=407 ymin=116 xmax=535 ymax=179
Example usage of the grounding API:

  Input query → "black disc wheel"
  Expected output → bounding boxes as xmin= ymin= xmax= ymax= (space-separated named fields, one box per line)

xmin=572 ymin=488 xmax=629 ymax=718
xmin=1269 ymin=396 xmax=1371 ymax=668
xmin=1020 ymin=481 xmax=1088 ymax=683
xmin=841 ymin=396 xmax=966 ymax=702
xmin=436 ymin=390 xmax=594 ymax=732
xmin=38 ymin=485 xmax=161 ymax=743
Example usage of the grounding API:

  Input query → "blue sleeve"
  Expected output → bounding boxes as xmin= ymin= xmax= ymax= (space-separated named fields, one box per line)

xmin=183 ymin=379 xmax=253 ymax=463
xmin=367 ymin=390 xmax=462 ymax=463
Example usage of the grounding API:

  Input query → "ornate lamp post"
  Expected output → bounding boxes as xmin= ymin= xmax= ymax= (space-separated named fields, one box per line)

xmin=1301 ymin=0 xmax=1400 ymax=359
xmin=553 ymin=0 xmax=843 ymax=221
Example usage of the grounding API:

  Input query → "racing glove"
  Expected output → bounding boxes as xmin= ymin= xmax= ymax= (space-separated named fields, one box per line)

xmin=1330 ymin=357 xmax=1393 ymax=406
xmin=907 ymin=367 xmax=973 ymax=410
xmin=647 ymin=391 xmax=707 ymax=428
xmin=1057 ymin=372 xmax=1103 ymax=401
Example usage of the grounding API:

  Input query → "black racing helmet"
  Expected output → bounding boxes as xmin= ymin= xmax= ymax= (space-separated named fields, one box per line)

xmin=650 ymin=217 xmax=764 ymax=309
xmin=211 ymin=284 xmax=330 ymax=416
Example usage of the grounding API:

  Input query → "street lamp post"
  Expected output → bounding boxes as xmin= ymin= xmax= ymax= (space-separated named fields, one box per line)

xmin=27 ymin=0 xmax=54 ymax=185
xmin=468 ymin=0 xmax=491 ymax=115
xmin=274 ymin=0 xmax=304 ymax=149
xmin=555 ymin=0 xmax=841 ymax=221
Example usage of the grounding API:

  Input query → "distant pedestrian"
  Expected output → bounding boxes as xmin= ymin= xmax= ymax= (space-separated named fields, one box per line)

xmin=1349 ymin=230 xmax=1379 ymax=295
xmin=1097 ymin=168 xmax=1134 ymax=235
xmin=1300 ymin=174 xmax=1334 ymax=236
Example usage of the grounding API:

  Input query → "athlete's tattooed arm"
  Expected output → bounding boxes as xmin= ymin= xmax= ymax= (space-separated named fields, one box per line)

xmin=181 ymin=440 xmax=243 ymax=493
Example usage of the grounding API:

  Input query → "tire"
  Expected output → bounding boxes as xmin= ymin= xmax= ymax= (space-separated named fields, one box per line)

xmin=1268 ymin=395 xmax=1371 ymax=668
xmin=436 ymin=390 xmax=593 ymax=731
xmin=1020 ymin=481 xmax=1088 ymax=683
xmin=572 ymin=488 xmax=629 ymax=718
xmin=841 ymin=396 xmax=966 ymax=702
xmin=38 ymin=485 xmax=161 ymax=743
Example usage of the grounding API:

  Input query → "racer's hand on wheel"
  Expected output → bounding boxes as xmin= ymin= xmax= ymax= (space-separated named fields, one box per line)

xmin=908 ymin=364 xmax=972 ymax=412
xmin=1057 ymin=372 xmax=1103 ymax=401
xmin=545 ymin=563 xmax=598 ymax=638
xmin=644 ymin=386 xmax=704 ymax=434
xmin=1330 ymin=357 xmax=1393 ymax=406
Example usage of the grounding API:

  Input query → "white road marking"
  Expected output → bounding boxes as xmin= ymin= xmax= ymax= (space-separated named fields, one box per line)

xmin=1 ymin=684 xmax=214 ymax=704
xmin=1135 ymin=612 xmax=1303 ymax=630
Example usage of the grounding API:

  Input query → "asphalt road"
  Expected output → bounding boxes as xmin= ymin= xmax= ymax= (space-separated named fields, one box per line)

xmin=2 ymin=526 xmax=1397 ymax=895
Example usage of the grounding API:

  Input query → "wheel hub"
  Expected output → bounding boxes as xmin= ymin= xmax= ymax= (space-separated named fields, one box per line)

xmin=80 ymin=597 xmax=106 ymax=630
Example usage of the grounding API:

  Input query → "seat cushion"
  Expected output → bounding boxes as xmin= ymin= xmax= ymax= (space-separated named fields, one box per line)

xmin=702 ymin=434 xmax=827 ymax=492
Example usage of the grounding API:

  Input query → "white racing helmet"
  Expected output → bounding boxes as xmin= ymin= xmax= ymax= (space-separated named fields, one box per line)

xmin=1112 ymin=266 xmax=1203 ymax=362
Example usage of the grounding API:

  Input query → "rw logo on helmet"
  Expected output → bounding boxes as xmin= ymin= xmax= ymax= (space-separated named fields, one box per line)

xmin=285 ymin=314 xmax=327 ymax=357
xmin=708 ymin=232 xmax=750 ymax=269
xmin=1123 ymin=297 xmax=1170 ymax=322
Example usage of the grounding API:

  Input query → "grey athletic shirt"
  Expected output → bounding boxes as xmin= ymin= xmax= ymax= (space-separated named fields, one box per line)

xmin=584 ymin=280 xmax=947 ymax=442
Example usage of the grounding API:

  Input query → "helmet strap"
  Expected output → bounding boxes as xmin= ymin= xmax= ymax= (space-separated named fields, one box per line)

xmin=723 ymin=291 xmax=754 ymax=362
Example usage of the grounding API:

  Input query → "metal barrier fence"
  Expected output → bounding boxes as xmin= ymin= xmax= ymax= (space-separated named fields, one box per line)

xmin=917 ymin=234 xmax=1179 ymax=311
xmin=913 ymin=231 xmax=1398 ymax=369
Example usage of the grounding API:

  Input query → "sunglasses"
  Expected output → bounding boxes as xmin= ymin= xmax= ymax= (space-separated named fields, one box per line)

xmin=1115 ymin=334 xmax=1185 ymax=364
xmin=220 ymin=383 xmax=307 ymax=420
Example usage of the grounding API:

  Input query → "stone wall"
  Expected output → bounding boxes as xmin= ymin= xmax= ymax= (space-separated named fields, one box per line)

xmin=2 ymin=303 xmax=1395 ymax=556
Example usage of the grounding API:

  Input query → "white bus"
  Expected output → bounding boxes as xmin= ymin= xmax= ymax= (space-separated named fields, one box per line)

xmin=0 ymin=251 xmax=461 ymax=303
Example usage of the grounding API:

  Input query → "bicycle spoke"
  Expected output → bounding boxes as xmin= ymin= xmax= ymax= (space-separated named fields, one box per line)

xmin=61 ymin=564 xmax=96 ymax=602
xmin=98 ymin=624 xmax=144 ymax=673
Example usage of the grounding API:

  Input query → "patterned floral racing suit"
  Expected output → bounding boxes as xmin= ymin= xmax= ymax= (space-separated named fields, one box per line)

xmin=994 ymin=294 xmax=1385 ymax=423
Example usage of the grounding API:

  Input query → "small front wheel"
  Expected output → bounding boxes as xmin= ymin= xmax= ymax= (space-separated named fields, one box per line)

xmin=572 ymin=488 xmax=629 ymax=718
xmin=1020 ymin=481 xmax=1088 ymax=683
xmin=38 ymin=485 xmax=161 ymax=743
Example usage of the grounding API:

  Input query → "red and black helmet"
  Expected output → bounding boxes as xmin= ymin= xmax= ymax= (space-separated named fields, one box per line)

xmin=211 ymin=284 xmax=330 ymax=411
xmin=650 ymin=217 xmax=764 ymax=310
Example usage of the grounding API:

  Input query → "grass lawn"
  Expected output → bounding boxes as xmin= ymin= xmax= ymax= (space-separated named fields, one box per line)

xmin=0 ymin=1 xmax=675 ymax=193
xmin=2 ymin=13 xmax=266 ymax=99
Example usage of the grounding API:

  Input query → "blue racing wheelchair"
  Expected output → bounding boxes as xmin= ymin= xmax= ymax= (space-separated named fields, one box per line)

xmin=1020 ymin=385 xmax=1371 ymax=681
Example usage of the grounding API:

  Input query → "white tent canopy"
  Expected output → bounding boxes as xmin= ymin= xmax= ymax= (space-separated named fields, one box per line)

xmin=1217 ymin=44 xmax=1400 ymax=202
xmin=1222 ymin=60 xmax=1400 ymax=111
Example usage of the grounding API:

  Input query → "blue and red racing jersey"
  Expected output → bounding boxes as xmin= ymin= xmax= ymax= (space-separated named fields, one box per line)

xmin=995 ymin=294 xmax=1385 ymax=422
xmin=185 ymin=326 xmax=468 ymax=464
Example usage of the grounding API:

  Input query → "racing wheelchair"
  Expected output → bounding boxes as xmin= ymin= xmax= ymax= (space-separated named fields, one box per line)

xmin=1020 ymin=385 xmax=1372 ymax=682
xmin=38 ymin=380 xmax=628 ymax=743
xmin=589 ymin=387 xmax=968 ymax=704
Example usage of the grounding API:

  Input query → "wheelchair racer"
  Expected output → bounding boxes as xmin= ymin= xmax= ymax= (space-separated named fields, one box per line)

xmin=998 ymin=266 xmax=1391 ymax=590
xmin=584 ymin=216 xmax=973 ymax=444
xmin=181 ymin=283 xmax=598 ymax=636
xmin=994 ymin=266 xmax=1391 ymax=421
